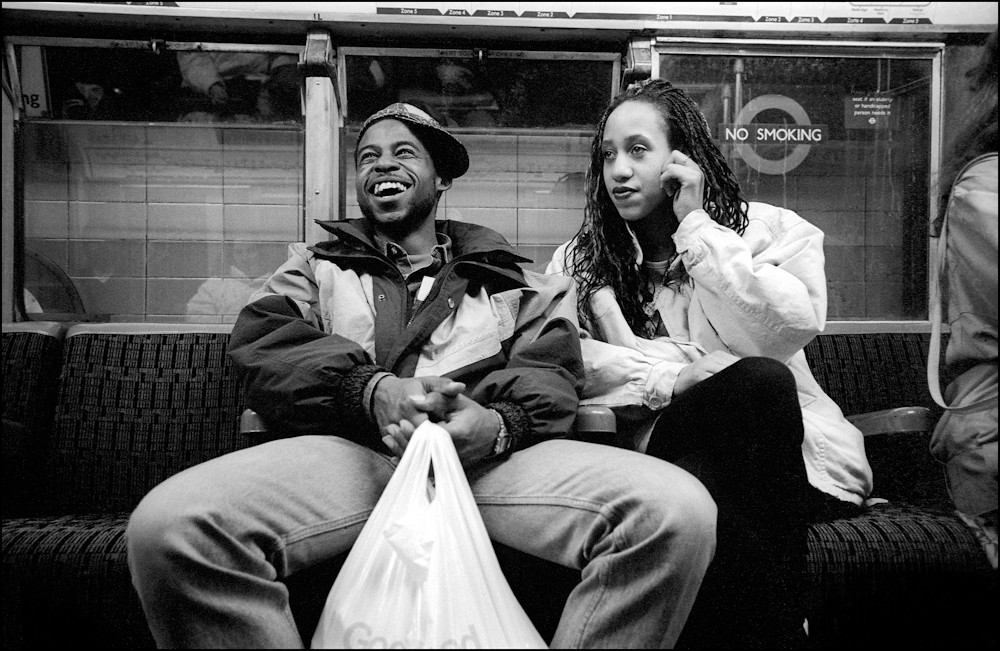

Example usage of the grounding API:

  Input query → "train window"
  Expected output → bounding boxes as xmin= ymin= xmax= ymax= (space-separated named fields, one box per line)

xmin=342 ymin=50 xmax=614 ymax=129
xmin=340 ymin=48 xmax=618 ymax=272
xmin=656 ymin=45 xmax=937 ymax=321
xmin=18 ymin=43 xmax=303 ymax=125
xmin=15 ymin=40 xmax=305 ymax=323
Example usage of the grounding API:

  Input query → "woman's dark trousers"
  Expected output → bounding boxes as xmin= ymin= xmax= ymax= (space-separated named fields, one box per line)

xmin=645 ymin=356 xmax=816 ymax=649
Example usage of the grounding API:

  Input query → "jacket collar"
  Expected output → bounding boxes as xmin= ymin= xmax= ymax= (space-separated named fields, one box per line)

xmin=310 ymin=218 xmax=531 ymax=271
xmin=624 ymin=221 xmax=684 ymax=274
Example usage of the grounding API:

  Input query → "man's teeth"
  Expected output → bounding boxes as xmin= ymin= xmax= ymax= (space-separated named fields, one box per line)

xmin=374 ymin=181 xmax=406 ymax=196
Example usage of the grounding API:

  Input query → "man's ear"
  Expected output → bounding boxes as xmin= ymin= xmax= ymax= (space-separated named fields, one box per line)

xmin=436 ymin=177 xmax=453 ymax=192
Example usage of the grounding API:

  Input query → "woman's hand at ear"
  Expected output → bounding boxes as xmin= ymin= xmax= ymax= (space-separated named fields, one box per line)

xmin=660 ymin=150 xmax=704 ymax=223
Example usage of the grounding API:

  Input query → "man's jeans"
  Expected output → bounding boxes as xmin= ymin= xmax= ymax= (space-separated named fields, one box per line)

xmin=127 ymin=436 xmax=716 ymax=648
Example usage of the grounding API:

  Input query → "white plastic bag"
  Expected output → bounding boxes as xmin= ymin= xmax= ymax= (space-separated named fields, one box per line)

xmin=311 ymin=420 xmax=547 ymax=649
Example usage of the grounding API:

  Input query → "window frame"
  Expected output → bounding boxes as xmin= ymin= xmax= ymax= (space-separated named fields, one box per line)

xmin=653 ymin=37 xmax=945 ymax=334
xmin=7 ymin=35 xmax=305 ymax=126
xmin=336 ymin=46 xmax=621 ymax=127
xmin=332 ymin=46 xmax=622 ymax=261
xmin=7 ymin=35 xmax=307 ymax=323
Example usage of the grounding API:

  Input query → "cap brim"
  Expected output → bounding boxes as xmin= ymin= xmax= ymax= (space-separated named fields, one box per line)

xmin=412 ymin=125 xmax=469 ymax=180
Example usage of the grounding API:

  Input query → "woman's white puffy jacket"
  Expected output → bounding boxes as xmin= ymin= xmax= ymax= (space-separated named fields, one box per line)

xmin=547 ymin=202 xmax=873 ymax=505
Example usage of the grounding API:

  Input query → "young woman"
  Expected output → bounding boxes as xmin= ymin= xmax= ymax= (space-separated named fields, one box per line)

xmin=546 ymin=78 xmax=873 ymax=648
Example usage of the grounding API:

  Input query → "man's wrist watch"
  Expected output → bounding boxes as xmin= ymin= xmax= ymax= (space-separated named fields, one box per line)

xmin=485 ymin=409 xmax=512 ymax=460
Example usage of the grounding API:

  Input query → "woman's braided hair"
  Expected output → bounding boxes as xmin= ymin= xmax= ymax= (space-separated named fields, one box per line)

xmin=568 ymin=78 xmax=749 ymax=335
xmin=936 ymin=28 xmax=997 ymax=230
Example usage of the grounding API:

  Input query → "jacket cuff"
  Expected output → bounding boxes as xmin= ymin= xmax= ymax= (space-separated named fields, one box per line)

xmin=645 ymin=360 xmax=683 ymax=410
xmin=363 ymin=371 xmax=394 ymax=423
xmin=488 ymin=401 xmax=531 ymax=454
xmin=340 ymin=364 xmax=389 ymax=439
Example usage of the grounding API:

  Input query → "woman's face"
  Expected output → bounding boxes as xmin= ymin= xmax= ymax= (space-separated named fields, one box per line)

xmin=600 ymin=100 xmax=673 ymax=223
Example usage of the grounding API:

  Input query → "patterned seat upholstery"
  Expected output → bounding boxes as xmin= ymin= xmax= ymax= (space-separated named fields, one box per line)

xmin=1 ymin=322 xmax=64 ymax=433
xmin=804 ymin=331 xmax=947 ymax=420
xmin=1 ymin=512 xmax=151 ymax=648
xmin=2 ymin=325 xmax=252 ymax=647
xmin=45 ymin=324 xmax=252 ymax=513
xmin=800 ymin=332 xmax=994 ymax=648
xmin=2 ymin=327 xmax=995 ymax=648
xmin=805 ymin=503 xmax=994 ymax=648
xmin=2 ymin=322 xmax=65 ymax=516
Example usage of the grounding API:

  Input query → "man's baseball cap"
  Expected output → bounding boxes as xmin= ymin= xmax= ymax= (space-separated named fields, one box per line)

xmin=357 ymin=102 xmax=470 ymax=180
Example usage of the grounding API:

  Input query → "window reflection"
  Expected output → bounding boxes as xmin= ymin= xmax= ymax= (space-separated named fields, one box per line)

xmin=32 ymin=46 xmax=302 ymax=124
xmin=176 ymin=52 xmax=301 ymax=124
xmin=44 ymin=46 xmax=173 ymax=121
xmin=341 ymin=50 xmax=615 ymax=273
xmin=21 ymin=121 xmax=304 ymax=323
xmin=340 ymin=50 xmax=614 ymax=273
xmin=660 ymin=53 xmax=933 ymax=320
xmin=344 ymin=53 xmax=612 ymax=128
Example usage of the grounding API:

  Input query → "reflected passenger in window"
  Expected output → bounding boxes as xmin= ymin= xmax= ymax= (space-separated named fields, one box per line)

xmin=433 ymin=59 xmax=498 ymax=128
xmin=175 ymin=51 xmax=300 ymax=123
xmin=60 ymin=66 xmax=121 ymax=120
xmin=345 ymin=56 xmax=397 ymax=123
xmin=546 ymin=78 xmax=874 ymax=648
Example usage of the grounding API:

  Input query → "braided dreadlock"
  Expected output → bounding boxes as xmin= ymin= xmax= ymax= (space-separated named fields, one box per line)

xmin=935 ymin=28 xmax=997 ymax=232
xmin=568 ymin=78 xmax=749 ymax=336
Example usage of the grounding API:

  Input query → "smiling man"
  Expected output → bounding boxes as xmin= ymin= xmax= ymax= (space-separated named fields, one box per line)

xmin=125 ymin=102 xmax=717 ymax=649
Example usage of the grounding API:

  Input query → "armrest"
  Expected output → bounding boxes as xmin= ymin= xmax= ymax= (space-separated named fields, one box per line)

xmin=848 ymin=407 xmax=952 ymax=510
xmin=848 ymin=406 xmax=934 ymax=437
xmin=240 ymin=406 xmax=620 ymax=437
xmin=573 ymin=405 xmax=617 ymax=436
xmin=240 ymin=408 xmax=269 ymax=435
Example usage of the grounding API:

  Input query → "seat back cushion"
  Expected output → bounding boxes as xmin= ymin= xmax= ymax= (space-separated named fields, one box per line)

xmin=804 ymin=332 xmax=945 ymax=417
xmin=805 ymin=332 xmax=957 ymax=511
xmin=47 ymin=324 xmax=253 ymax=513
xmin=3 ymin=322 xmax=66 ymax=515
xmin=805 ymin=503 xmax=996 ymax=648
xmin=2 ymin=322 xmax=65 ymax=437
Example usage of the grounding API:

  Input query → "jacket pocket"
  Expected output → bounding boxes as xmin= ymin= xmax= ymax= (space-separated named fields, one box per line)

xmin=414 ymin=288 xmax=514 ymax=377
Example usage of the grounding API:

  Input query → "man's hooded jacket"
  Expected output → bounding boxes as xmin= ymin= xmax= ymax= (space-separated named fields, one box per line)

xmin=228 ymin=219 xmax=585 ymax=455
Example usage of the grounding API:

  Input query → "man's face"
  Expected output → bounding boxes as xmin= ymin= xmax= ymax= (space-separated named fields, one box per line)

xmin=355 ymin=119 xmax=451 ymax=238
xmin=74 ymin=81 xmax=105 ymax=110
